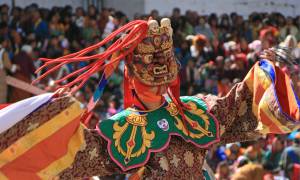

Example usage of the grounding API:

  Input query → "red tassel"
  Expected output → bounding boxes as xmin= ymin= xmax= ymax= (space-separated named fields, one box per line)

xmin=167 ymin=76 xmax=192 ymax=135
xmin=124 ymin=67 xmax=133 ymax=108
xmin=33 ymin=20 xmax=148 ymax=93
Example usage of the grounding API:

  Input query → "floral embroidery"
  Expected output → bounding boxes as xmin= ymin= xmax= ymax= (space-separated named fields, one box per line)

xmin=184 ymin=151 xmax=194 ymax=167
xmin=238 ymin=101 xmax=247 ymax=117
xmin=159 ymin=156 xmax=169 ymax=171
xmin=197 ymin=152 xmax=203 ymax=163
xmin=170 ymin=154 xmax=180 ymax=168
xmin=89 ymin=147 xmax=99 ymax=160
xmin=27 ymin=122 xmax=39 ymax=132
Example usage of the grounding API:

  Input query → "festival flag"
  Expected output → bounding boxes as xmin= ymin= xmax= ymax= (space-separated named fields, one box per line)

xmin=0 ymin=96 xmax=85 ymax=179
xmin=244 ymin=59 xmax=300 ymax=134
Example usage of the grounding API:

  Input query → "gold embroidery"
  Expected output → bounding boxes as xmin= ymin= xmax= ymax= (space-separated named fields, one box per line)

xmin=124 ymin=125 xmax=138 ymax=164
xmin=89 ymin=148 xmax=98 ymax=160
xmin=131 ymin=127 xmax=155 ymax=157
xmin=113 ymin=117 xmax=155 ymax=164
xmin=113 ymin=121 xmax=129 ymax=156
xmin=170 ymin=154 xmax=181 ymax=168
xmin=126 ymin=114 xmax=147 ymax=126
xmin=197 ymin=152 xmax=203 ymax=162
xmin=79 ymin=140 xmax=87 ymax=151
xmin=166 ymin=102 xmax=179 ymax=116
xmin=27 ymin=122 xmax=39 ymax=132
xmin=159 ymin=156 xmax=169 ymax=171
xmin=167 ymin=101 xmax=214 ymax=139
xmin=238 ymin=101 xmax=247 ymax=117
xmin=136 ymin=26 xmax=173 ymax=54
xmin=184 ymin=151 xmax=194 ymax=167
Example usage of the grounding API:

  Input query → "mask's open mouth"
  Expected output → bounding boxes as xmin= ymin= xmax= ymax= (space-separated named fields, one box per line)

xmin=153 ymin=65 xmax=168 ymax=76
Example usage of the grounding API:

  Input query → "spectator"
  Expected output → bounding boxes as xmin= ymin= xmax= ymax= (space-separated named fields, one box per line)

xmin=87 ymin=5 xmax=98 ymax=19
xmin=0 ymin=36 xmax=17 ymax=103
xmin=225 ymin=143 xmax=244 ymax=165
xmin=75 ymin=7 xmax=85 ymax=28
xmin=9 ymin=7 xmax=22 ymax=30
xmin=231 ymin=163 xmax=266 ymax=180
xmin=286 ymin=164 xmax=300 ymax=180
xmin=32 ymin=9 xmax=49 ymax=41
xmin=280 ymin=17 xmax=299 ymax=41
xmin=195 ymin=16 xmax=214 ymax=40
xmin=280 ymin=133 xmax=300 ymax=176
xmin=10 ymin=45 xmax=35 ymax=102
xmin=215 ymin=161 xmax=230 ymax=180
xmin=63 ymin=13 xmax=81 ymax=42
xmin=263 ymin=137 xmax=285 ymax=171
xmin=170 ymin=7 xmax=182 ymax=35
xmin=82 ymin=16 xmax=100 ymax=43
xmin=48 ymin=12 xmax=64 ymax=37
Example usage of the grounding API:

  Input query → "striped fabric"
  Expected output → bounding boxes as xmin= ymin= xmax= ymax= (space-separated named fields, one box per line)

xmin=244 ymin=60 xmax=300 ymax=134
xmin=0 ymin=96 xmax=86 ymax=179
xmin=87 ymin=59 xmax=120 ymax=112
xmin=0 ymin=93 xmax=53 ymax=133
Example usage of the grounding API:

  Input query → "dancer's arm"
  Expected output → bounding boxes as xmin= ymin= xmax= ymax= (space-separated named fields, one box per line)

xmin=197 ymin=51 xmax=299 ymax=144
xmin=0 ymin=95 xmax=124 ymax=179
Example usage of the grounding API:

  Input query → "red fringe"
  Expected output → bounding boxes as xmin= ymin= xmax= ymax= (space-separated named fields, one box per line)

xmin=33 ymin=20 xmax=148 ymax=93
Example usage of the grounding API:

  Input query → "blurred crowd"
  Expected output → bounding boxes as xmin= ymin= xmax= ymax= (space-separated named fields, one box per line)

xmin=208 ymin=133 xmax=300 ymax=180
xmin=1 ymin=3 xmax=300 ymax=179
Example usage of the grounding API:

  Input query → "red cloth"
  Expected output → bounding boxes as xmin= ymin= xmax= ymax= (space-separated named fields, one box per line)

xmin=0 ymin=104 xmax=10 ymax=110
xmin=292 ymin=164 xmax=300 ymax=180
xmin=259 ymin=26 xmax=278 ymax=39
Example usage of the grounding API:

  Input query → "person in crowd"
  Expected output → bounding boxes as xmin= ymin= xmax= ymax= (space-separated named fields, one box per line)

xmin=206 ymin=145 xmax=227 ymax=172
xmin=225 ymin=143 xmax=245 ymax=165
xmin=48 ymin=11 xmax=65 ymax=37
xmin=280 ymin=17 xmax=299 ymax=41
xmin=231 ymin=163 xmax=266 ymax=180
xmin=10 ymin=44 xmax=35 ymax=102
xmin=195 ymin=16 xmax=214 ymax=40
xmin=82 ymin=16 xmax=100 ymax=43
xmin=247 ymin=40 xmax=262 ymax=66
xmin=280 ymin=132 xmax=300 ymax=176
xmin=32 ymin=9 xmax=49 ymax=41
xmin=263 ymin=137 xmax=285 ymax=171
xmin=0 ymin=36 xmax=18 ymax=103
xmin=215 ymin=161 xmax=231 ymax=180
xmin=74 ymin=7 xmax=85 ymax=28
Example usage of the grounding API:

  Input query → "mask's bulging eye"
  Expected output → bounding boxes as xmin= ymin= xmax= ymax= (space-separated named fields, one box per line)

xmin=161 ymin=34 xmax=169 ymax=41
xmin=164 ymin=49 xmax=172 ymax=58
xmin=143 ymin=37 xmax=152 ymax=44
xmin=143 ymin=55 xmax=153 ymax=64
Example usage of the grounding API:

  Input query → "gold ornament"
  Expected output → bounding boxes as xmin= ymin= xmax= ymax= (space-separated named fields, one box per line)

xmin=184 ymin=151 xmax=194 ymax=167
xmin=89 ymin=147 xmax=99 ymax=160
xmin=167 ymin=101 xmax=214 ymax=139
xmin=238 ymin=101 xmax=248 ymax=117
xmin=166 ymin=102 xmax=179 ymax=116
xmin=113 ymin=119 xmax=155 ymax=164
xmin=197 ymin=152 xmax=204 ymax=163
xmin=170 ymin=154 xmax=181 ymax=168
xmin=27 ymin=122 xmax=39 ymax=132
xmin=126 ymin=114 xmax=148 ymax=126
xmin=159 ymin=156 xmax=169 ymax=171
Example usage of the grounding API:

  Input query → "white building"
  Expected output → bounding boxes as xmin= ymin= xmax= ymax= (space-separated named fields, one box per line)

xmin=1 ymin=0 xmax=300 ymax=19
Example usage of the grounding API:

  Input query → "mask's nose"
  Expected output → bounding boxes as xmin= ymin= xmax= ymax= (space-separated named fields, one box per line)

xmin=153 ymin=52 xmax=165 ymax=64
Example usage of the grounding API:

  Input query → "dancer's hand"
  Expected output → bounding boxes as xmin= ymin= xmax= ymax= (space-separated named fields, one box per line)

xmin=260 ymin=46 xmax=297 ymax=66
xmin=260 ymin=49 xmax=276 ymax=62
xmin=53 ymin=87 xmax=71 ymax=97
